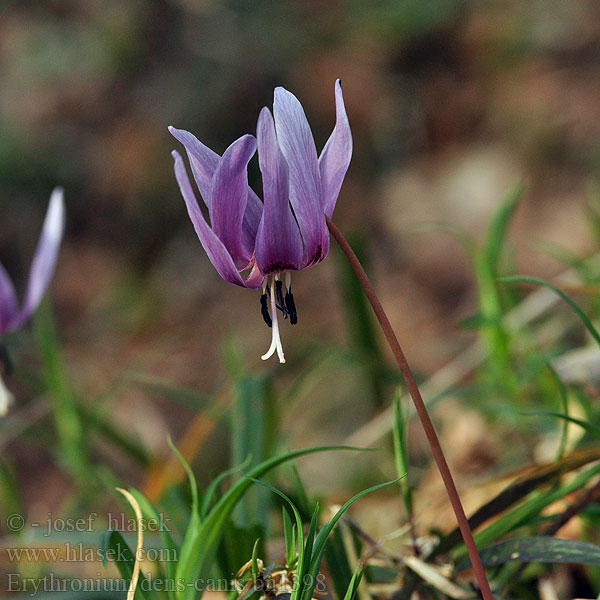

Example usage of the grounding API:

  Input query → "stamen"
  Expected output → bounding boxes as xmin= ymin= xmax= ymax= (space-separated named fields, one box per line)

xmin=261 ymin=277 xmax=286 ymax=363
xmin=274 ymin=278 xmax=287 ymax=318
xmin=260 ymin=293 xmax=272 ymax=327
xmin=0 ymin=345 xmax=13 ymax=376
xmin=284 ymin=291 xmax=297 ymax=325
xmin=284 ymin=273 xmax=297 ymax=325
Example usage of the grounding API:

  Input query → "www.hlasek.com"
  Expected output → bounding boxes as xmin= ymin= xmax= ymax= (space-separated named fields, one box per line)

xmin=6 ymin=573 xmax=328 ymax=597
xmin=4 ymin=542 xmax=176 ymax=564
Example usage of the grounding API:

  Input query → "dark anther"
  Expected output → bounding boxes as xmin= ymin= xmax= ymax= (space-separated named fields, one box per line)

xmin=285 ymin=290 xmax=297 ymax=325
xmin=0 ymin=344 xmax=13 ymax=376
xmin=274 ymin=279 xmax=288 ymax=318
xmin=260 ymin=293 xmax=272 ymax=327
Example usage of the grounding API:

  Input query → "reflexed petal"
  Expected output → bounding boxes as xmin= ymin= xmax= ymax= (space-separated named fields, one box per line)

xmin=244 ymin=259 xmax=264 ymax=289
xmin=273 ymin=86 xmax=326 ymax=267
xmin=169 ymin=126 xmax=262 ymax=258
xmin=319 ymin=79 xmax=352 ymax=218
xmin=209 ymin=134 xmax=257 ymax=268
xmin=255 ymin=108 xmax=303 ymax=274
xmin=168 ymin=126 xmax=219 ymax=208
xmin=172 ymin=151 xmax=263 ymax=289
xmin=0 ymin=262 xmax=18 ymax=334
xmin=13 ymin=188 xmax=65 ymax=329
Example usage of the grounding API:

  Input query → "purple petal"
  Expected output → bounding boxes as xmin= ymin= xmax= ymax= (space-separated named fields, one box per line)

xmin=255 ymin=108 xmax=303 ymax=274
xmin=169 ymin=126 xmax=219 ymax=208
xmin=273 ymin=86 xmax=327 ymax=267
xmin=209 ymin=134 xmax=257 ymax=268
xmin=169 ymin=125 xmax=262 ymax=260
xmin=0 ymin=262 xmax=18 ymax=334
xmin=319 ymin=79 xmax=352 ymax=218
xmin=241 ymin=186 xmax=263 ymax=260
xmin=172 ymin=151 xmax=263 ymax=290
xmin=13 ymin=188 xmax=65 ymax=328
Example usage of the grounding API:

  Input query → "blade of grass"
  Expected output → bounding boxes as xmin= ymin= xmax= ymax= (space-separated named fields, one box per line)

xmin=342 ymin=566 xmax=364 ymax=600
xmin=174 ymin=446 xmax=367 ymax=600
xmin=433 ymin=447 xmax=600 ymax=557
xmin=33 ymin=299 xmax=90 ymax=487
xmin=500 ymin=275 xmax=600 ymax=348
xmin=474 ymin=184 xmax=522 ymax=393
xmin=231 ymin=374 xmax=274 ymax=528
xmin=457 ymin=462 xmax=600 ymax=563
xmin=244 ymin=477 xmax=306 ymax=600
xmin=333 ymin=231 xmax=386 ymax=409
xmin=474 ymin=536 xmax=600 ymax=567
xmin=324 ymin=526 xmax=354 ymax=600
xmin=100 ymin=530 xmax=149 ymax=600
xmin=392 ymin=389 xmax=414 ymax=533
xmin=200 ymin=456 xmax=252 ymax=519
xmin=301 ymin=479 xmax=400 ymax=600
xmin=127 ymin=487 xmax=178 ymax=600
xmin=282 ymin=506 xmax=297 ymax=568
xmin=0 ymin=457 xmax=22 ymax=518
xmin=545 ymin=363 xmax=569 ymax=461
xmin=524 ymin=411 xmax=600 ymax=442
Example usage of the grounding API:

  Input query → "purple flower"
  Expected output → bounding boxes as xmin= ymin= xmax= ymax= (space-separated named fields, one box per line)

xmin=170 ymin=80 xmax=352 ymax=363
xmin=0 ymin=188 xmax=66 ymax=337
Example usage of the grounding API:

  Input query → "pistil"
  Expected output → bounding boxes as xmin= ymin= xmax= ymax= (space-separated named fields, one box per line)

xmin=261 ymin=276 xmax=285 ymax=363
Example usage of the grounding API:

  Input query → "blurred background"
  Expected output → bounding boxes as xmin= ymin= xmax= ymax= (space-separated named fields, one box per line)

xmin=3 ymin=0 xmax=600 ymax=579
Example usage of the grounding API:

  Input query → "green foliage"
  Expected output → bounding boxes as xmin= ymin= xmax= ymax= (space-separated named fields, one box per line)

xmin=473 ymin=184 xmax=522 ymax=395
xmin=475 ymin=536 xmax=600 ymax=567
xmin=100 ymin=529 xmax=150 ymax=600
xmin=33 ymin=299 xmax=91 ymax=487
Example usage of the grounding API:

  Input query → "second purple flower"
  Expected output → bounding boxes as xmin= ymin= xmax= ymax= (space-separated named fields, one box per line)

xmin=170 ymin=80 xmax=352 ymax=363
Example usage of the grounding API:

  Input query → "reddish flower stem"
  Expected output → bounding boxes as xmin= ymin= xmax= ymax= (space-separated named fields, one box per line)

xmin=326 ymin=217 xmax=494 ymax=600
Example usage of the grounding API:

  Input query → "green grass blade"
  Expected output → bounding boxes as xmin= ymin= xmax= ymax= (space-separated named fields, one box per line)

xmin=231 ymin=374 xmax=274 ymax=528
xmin=200 ymin=456 xmax=252 ymax=519
xmin=500 ymin=275 xmax=600 ymax=348
xmin=484 ymin=184 xmax=522 ymax=269
xmin=545 ymin=363 xmax=569 ymax=461
xmin=127 ymin=487 xmax=178 ymax=600
xmin=282 ymin=506 xmax=296 ymax=568
xmin=295 ymin=504 xmax=320 ymax=600
xmin=244 ymin=477 xmax=306 ymax=600
xmin=168 ymin=435 xmax=202 ymax=592
xmin=100 ymin=529 xmax=149 ymax=600
xmin=525 ymin=410 xmax=600 ymax=441
xmin=392 ymin=389 xmax=412 ymax=518
xmin=333 ymin=232 xmax=386 ymax=408
xmin=0 ymin=457 xmax=22 ymax=518
xmin=81 ymin=405 xmax=149 ymax=466
xmin=433 ymin=449 xmax=600 ymax=558
xmin=323 ymin=526 xmax=354 ymax=600
xmin=33 ymin=299 xmax=90 ymax=486
xmin=175 ymin=446 xmax=366 ymax=600
xmin=251 ymin=538 xmax=260 ymax=581
xmin=129 ymin=373 xmax=211 ymax=411
xmin=342 ymin=566 xmax=365 ymax=600
xmin=474 ymin=536 xmax=600 ymax=567
xmin=473 ymin=186 xmax=523 ymax=393
xmin=457 ymin=462 xmax=600 ymax=562
xmin=302 ymin=479 xmax=399 ymax=600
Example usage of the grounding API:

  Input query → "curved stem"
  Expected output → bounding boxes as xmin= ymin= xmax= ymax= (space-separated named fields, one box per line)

xmin=326 ymin=217 xmax=494 ymax=600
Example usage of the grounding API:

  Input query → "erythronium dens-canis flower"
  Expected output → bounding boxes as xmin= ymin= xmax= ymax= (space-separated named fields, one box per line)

xmin=0 ymin=188 xmax=65 ymax=415
xmin=170 ymin=80 xmax=352 ymax=363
